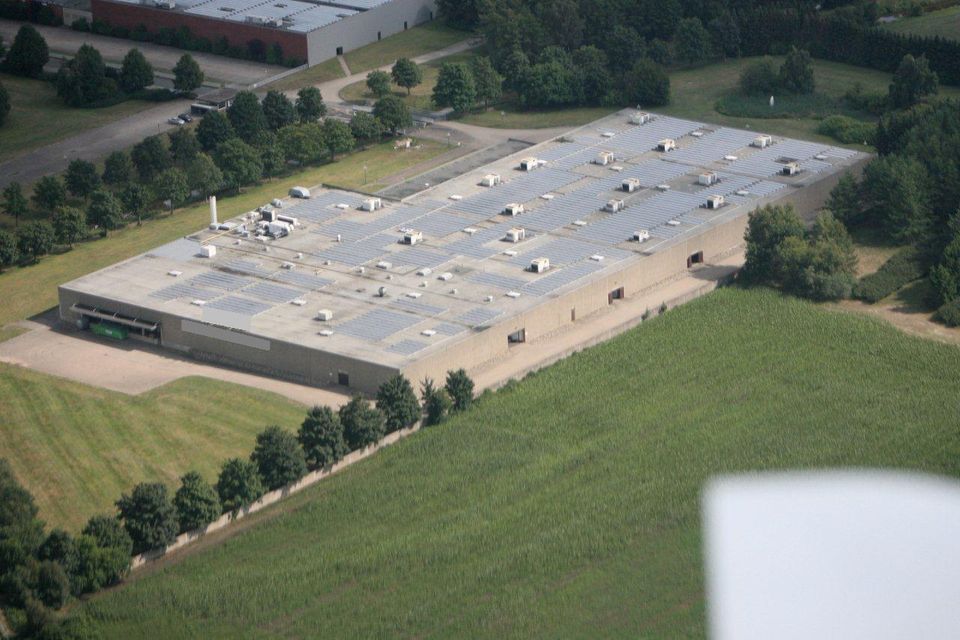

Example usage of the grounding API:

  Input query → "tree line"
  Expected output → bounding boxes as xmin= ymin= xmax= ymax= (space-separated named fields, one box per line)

xmin=0 ymin=85 xmax=414 ymax=273
xmin=0 ymin=370 xmax=475 ymax=638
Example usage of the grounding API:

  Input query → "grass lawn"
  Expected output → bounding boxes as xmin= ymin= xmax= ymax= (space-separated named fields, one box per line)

xmin=0 ymin=73 xmax=151 ymax=164
xmin=70 ymin=287 xmax=960 ymax=637
xmin=661 ymin=56 xmax=960 ymax=145
xmin=0 ymin=138 xmax=446 ymax=327
xmin=340 ymin=51 xmax=475 ymax=111
xmin=458 ymin=105 xmax=619 ymax=129
xmin=881 ymin=5 xmax=960 ymax=41
xmin=263 ymin=57 xmax=344 ymax=92
xmin=343 ymin=21 xmax=472 ymax=74
xmin=0 ymin=366 xmax=305 ymax=531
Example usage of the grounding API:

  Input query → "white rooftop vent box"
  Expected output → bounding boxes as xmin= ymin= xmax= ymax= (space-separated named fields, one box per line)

xmin=590 ymin=254 xmax=604 ymax=262
xmin=291 ymin=299 xmax=306 ymax=306
xmin=630 ymin=111 xmax=650 ymax=125
xmin=657 ymin=138 xmax=676 ymax=152
xmin=699 ymin=171 xmax=719 ymax=186
xmin=376 ymin=260 xmax=392 ymax=270
xmin=655 ymin=184 xmax=671 ymax=192
xmin=402 ymin=230 xmax=423 ymax=245
xmin=438 ymin=272 xmax=453 ymax=281
xmin=417 ymin=267 xmax=432 ymax=276
xmin=572 ymin=219 xmax=587 ymax=226
xmin=604 ymin=199 xmax=625 ymax=213
xmin=319 ymin=329 xmax=334 ymax=337
xmin=167 ymin=270 xmax=182 ymax=277
xmin=505 ymin=227 xmax=526 ymax=243
xmin=593 ymin=151 xmax=615 ymax=166
xmin=271 ymin=198 xmax=283 ymax=208
xmin=281 ymin=261 xmax=294 ymax=269
xmin=610 ymin=165 xmax=624 ymax=172
xmin=622 ymin=177 xmax=642 ymax=193
xmin=667 ymin=219 xmax=681 ymax=226
xmin=706 ymin=194 xmax=725 ymax=209
xmin=530 ymin=257 xmax=551 ymax=273
xmin=503 ymin=203 xmax=525 ymax=216
xmin=480 ymin=173 xmax=502 ymax=187
xmin=421 ymin=329 xmax=437 ymax=337
xmin=360 ymin=197 xmax=382 ymax=212
xmin=691 ymin=131 xmax=704 ymax=138
xmin=601 ymin=131 xmax=616 ymax=138
xmin=449 ymin=194 xmax=463 ymax=201
xmin=814 ymin=153 xmax=828 ymax=161
xmin=782 ymin=161 xmax=801 ymax=176
xmin=191 ymin=299 xmax=206 ymax=306
xmin=633 ymin=230 xmax=651 ymax=242
xmin=724 ymin=155 xmax=738 ymax=161
xmin=406 ymin=292 xmax=422 ymax=299
xmin=316 ymin=309 xmax=333 ymax=322
xmin=503 ymin=249 xmax=518 ymax=257
xmin=289 ymin=186 xmax=310 ymax=198
xmin=484 ymin=295 xmax=495 ymax=302
xmin=336 ymin=203 xmax=350 ymax=210
xmin=753 ymin=135 xmax=772 ymax=149
xmin=506 ymin=291 xmax=522 ymax=298
xmin=463 ymin=227 xmax=478 ymax=235
xmin=200 ymin=244 xmax=217 ymax=258
xmin=540 ymin=193 xmax=555 ymax=200
xmin=519 ymin=157 xmax=541 ymax=171
xmin=735 ymin=189 xmax=750 ymax=196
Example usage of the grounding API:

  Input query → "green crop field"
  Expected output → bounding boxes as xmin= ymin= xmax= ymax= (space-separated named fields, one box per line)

xmin=0 ymin=138 xmax=445 ymax=327
xmin=0 ymin=73 xmax=152 ymax=164
xmin=0 ymin=367 xmax=305 ymax=532
xmin=343 ymin=21 xmax=472 ymax=74
xmin=69 ymin=288 xmax=960 ymax=638
xmin=881 ymin=5 xmax=960 ymax=41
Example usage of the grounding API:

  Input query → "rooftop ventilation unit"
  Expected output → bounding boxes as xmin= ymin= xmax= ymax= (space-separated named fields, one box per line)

xmin=406 ymin=292 xmax=422 ymax=299
xmin=167 ymin=270 xmax=182 ymax=277
xmin=699 ymin=171 xmax=718 ymax=186
xmin=610 ymin=165 xmax=624 ymax=172
xmin=572 ymin=220 xmax=587 ymax=226
xmin=735 ymin=189 xmax=749 ymax=196
xmin=449 ymin=194 xmax=463 ymax=201
xmin=601 ymin=131 xmax=615 ymax=138
xmin=519 ymin=157 xmax=542 ymax=171
xmin=530 ymin=257 xmax=550 ymax=273
xmin=782 ymin=161 xmax=800 ymax=176
xmin=438 ymin=272 xmax=453 ymax=281
xmin=593 ymin=151 xmax=615 ymax=166
xmin=724 ymin=155 xmax=738 ymax=161
xmin=540 ymin=193 xmax=555 ymax=200
xmin=319 ymin=329 xmax=334 ymax=337
xmin=291 ymin=299 xmax=306 ymax=306
xmin=200 ymin=245 xmax=216 ymax=258
xmin=360 ymin=197 xmax=382 ymax=212
xmin=604 ymin=199 xmax=625 ymax=213
xmin=655 ymin=184 xmax=671 ymax=192
xmin=590 ymin=254 xmax=604 ymax=262
xmin=814 ymin=153 xmax=828 ymax=161
xmin=667 ymin=220 xmax=681 ymax=226
xmin=753 ymin=135 xmax=772 ymax=149
xmin=336 ymin=203 xmax=350 ymax=210
xmin=706 ymin=194 xmax=725 ymax=209
xmin=657 ymin=138 xmax=676 ymax=152
xmin=154 ymin=0 xmax=175 ymax=8
xmin=376 ymin=260 xmax=392 ymax=270
xmin=505 ymin=227 xmax=526 ymax=243
xmin=622 ymin=178 xmax=641 ymax=193
xmin=503 ymin=203 xmax=524 ymax=217
xmin=421 ymin=329 xmax=437 ymax=337
xmin=289 ymin=186 xmax=310 ymax=198
xmin=506 ymin=291 xmax=522 ymax=298
xmin=503 ymin=250 xmax=518 ymax=257
xmin=633 ymin=230 xmax=650 ymax=242
xmin=463 ymin=227 xmax=477 ymax=235
xmin=480 ymin=173 xmax=501 ymax=187
xmin=271 ymin=198 xmax=283 ymax=208
xmin=402 ymin=230 xmax=423 ymax=245
xmin=630 ymin=111 xmax=650 ymax=125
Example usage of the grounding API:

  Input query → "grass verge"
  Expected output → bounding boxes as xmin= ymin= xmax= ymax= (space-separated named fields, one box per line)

xmin=69 ymin=287 xmax=960 ymax=638
xmin=343 ymin=21 xmax=472 ymax=74
xmin=262 ymin=58 xmax=344 ymax=92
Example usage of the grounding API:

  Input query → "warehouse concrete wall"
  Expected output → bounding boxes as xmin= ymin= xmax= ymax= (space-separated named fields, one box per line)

xmin=305 ymin=0 xmax=436 ymax=64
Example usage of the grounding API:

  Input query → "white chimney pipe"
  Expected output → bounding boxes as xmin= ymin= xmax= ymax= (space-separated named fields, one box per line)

xmin=209 ymin=196 xmax=218 ymax=227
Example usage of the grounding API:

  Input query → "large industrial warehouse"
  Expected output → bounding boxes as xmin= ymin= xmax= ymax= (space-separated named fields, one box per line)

xmin=90 ymin=0 xmax=436 ymax=65
xmin=58 ymin=111 xmax=869 ymax=393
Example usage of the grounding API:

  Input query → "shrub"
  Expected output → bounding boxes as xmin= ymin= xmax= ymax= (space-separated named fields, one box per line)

xmin=935 ymin=298 xmax=960 ymax=326
xmin=738 ymin=57 xmax=779 ymax=96
xmin=444 ymin=369 xmax=475 ymax=413
xmin=816 ymin=115 xmax=876 ymax=146
xmin=421 ymin=379 xmax=452 ymax=427
xmin=250 ymin=426 xmax=307 ymax=491
xmin=852 ymin=245 xmax=929 ymax=302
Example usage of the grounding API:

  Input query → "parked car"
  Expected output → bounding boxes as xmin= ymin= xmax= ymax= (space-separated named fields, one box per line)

xmin=178 ymin=113 xmax=193 ymax=123
xmin=167 ymin=117 xmax=185 ymax=126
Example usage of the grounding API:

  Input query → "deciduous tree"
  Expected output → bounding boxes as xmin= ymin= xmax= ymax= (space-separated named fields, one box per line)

xmin=376 ymin=374 xmax=420 ymax=432
xmin=779 ymin=47 xmax=815 ymax=94
xmin=119 ymin=48 xmax=153 ymax=93
xmin=131 ymin=135 xmax=170 ymax=181
xmin=196 ymin=110 xmax=235 ymax=151
xmin=295 ymin=86 xmax=326 ymax=122
xmin=215 ymin=458 xmax=264 ymax=512
xmin=366 ymin=69 xmax=392 ymax=98
xmin=349 ymin=111 xmax=382 ymax=146
xmin=102 ymin=150 xmax=134 ymax=186
xmin=261 ymin=90 xmax=296 ymax=131
xmin=168 ymin=127 xmax=200 ymax=163
xmin=115 ymin=482 xmax=179 ymax=555
xmin=227 ymin=90 xmax=267 ymax=143
xmin=0 ymin=230 xmax=19 ymax=270
xmin=186 ymin=153 xmax=223 ymax=198
xmin=51 ymin=206 xmax=86 ymax=246
xmin=322 ymin=118 xmax=354 ymax=159
xmin=888 ymin=54 xmax=939 ymax=108
xmin=433 ymin=62 xmax=477 ymax=112
xmin=86 ymin=189 xmax=123 ymax=232
xmin=339 ymin=395 xmax=385 ymax=450
xmin=16 ymin=220 xmax=53 ymax=262
xmin=1 ymin=25 xmax=49 ymax=78
xmin=674 ymin=17 xmax=711 ymax=64
xmin=392 ymin=57 xmax=422 ymax=95
xmin=622 ymin=58 xmax=670 ymax=107
xmin=65 ymin=159 xmax=100 ymax=198
xmin=741 ymin=204 xmax=805 ymax=284
xmin=470 ymin=55 xmax=503 ymax=107
xmin=373 ymin=95 xmax=412 ymax=134
xmin=153 ymin=167 xmax=189 ymax=207
xmin=173 ymin=471 xmax=221 ymax=532
xmin=214 ymin=138 xmax=263 ymax=189
xmin=250 ymin=426 xmax=306 ymax=491
xmin=3 ymin=182 xmax=28 ymax=227
xmin=173 ymin=53 xmax=203 ymax=92
xmin=297 ymin=406 xmax=348 ymax=470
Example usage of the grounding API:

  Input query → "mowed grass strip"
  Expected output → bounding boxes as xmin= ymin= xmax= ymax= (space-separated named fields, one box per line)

xmin=343 ymin=21 xmax=472 ymax=73
xmin=72 ymin=288 xmax=960 ymax=638
xmin=0 ymin=137 xmax=446 ymax=327
xmin=881 ymin=5 xmax=960 ymax=41
xmin=263 ymin=57 xmax=344 ymax=92
xmin=0 ymin=73 xmax=152 ymax=164
xmin=0 ymin=367 xmax=305 ymax=531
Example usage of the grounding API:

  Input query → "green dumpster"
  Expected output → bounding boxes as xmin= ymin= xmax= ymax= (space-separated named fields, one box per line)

xmin=90 ymin=322 xmax=128 ymax=340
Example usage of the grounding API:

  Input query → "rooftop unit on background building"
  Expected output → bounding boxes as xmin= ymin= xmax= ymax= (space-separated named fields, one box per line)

xmin=706 ymin=194 xmax=725 ymax=209
xmin=402 ymin=230 xmax=423 ymax=245
xmin=699 ymin=171 xmax=718 ymax=186
xmin=633 ymin=229 xmax=650 ymax=242
xmin=657 ymin=138 xmax=676 ymax=152
xmin=505 ymin=227 xmax=526 ymax=243
xmin=753 ymin=135 xmax=773 ymax=149
xmin=630 ymin=111 xmax=651 ymax=125
xmin=502 ymin=203 xmax=525 ymax=216
xmin=594 ymin=151 xmax=615 ymax=166
xmin=480 ymin=173 xmax=502 ymax=187
xmin=360 ymin=197 xmax=383 ymax=212
xmin=622 ymin=177 xmax=641 ymax=193
xmin=604 ymin=199 xmax=625 ymax=213
xmin=519 ymin=157 xmax=542 ymax=171
xmin=782 ymin=161 xmax=800 ymax=176
xmin=289 ymin=186 xmax=310 ymax=199
xmin=530 ymin=257 xmax=550 ymax=273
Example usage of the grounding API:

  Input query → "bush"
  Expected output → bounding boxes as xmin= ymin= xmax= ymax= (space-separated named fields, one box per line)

xmin=816 ymin=115 xmax=876 ymax=146
xmin=250 ymin=426 xmax=307 ymax=491
xmin=421 ymin=379 xmax=452 ymax=427
xmin=444 ymin=369 xmax=475 ymax=413
xmin=739 ymin=57 xmax=779 ymax=96
xmin=935 ymin=298 xmax=960 ymax=326
xmin=71 ymin=17 xmax=90 ymax=31
xmin=852 ymin=245 xmax=929 ymax=302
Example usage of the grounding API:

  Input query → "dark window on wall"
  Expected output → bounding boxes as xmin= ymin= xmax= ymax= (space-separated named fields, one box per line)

xmin=571 ymin=308 xmax=576 ymax=322
xmin=403 ymin=21 xmax=408 ymax=29
xmin=377 ymin=31 xmax=381 ymax=40
xmin=336 ymin=46 xmax=343 ymax=56
xmin=687 ymin=251 xmax=704 ymax=268
xmin=338 ymin=371 xmax=349 ymax=386
xmin=608 ymin=287 xmax=625 ymax=304
xmin=508 ymin=329 xmax=525 ymax=345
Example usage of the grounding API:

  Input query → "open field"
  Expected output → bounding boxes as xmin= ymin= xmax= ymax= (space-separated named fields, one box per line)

xmin=69 ymin=287 xmax=960 ymax=637
xmin=263 ymin=57 xmax=344 ymax=92
xmin=0 ymin=365 xmax=305 ymax=531
xmin=0 ymin=73 xmax=150 ymax=164
xmin=881 ymin=5 xmax=960 ymax=41
xmin=343 ymin=21 xmax=472 ymax=74
xmin=0 ymin=138 xmax=444 ymax=327
xmin=662 ymin=56 xmax=960 ymax=144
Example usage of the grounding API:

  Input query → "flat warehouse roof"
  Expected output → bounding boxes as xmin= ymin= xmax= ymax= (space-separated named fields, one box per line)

xmin=61 ymin=110 xmax=867 ymax=368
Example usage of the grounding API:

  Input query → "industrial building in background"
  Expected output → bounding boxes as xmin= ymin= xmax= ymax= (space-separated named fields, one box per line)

xmin=89 ymin=0 xmax=436 ymax=65
xmin=58 ymin=111 xmax=869 ymax=394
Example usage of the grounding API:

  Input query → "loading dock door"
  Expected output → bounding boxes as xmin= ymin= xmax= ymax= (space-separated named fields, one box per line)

xmin=338 ymin=372 xmax=349 ymax=386
xmin=687 ymin=251 xmax=704 ymax=268
xmin=508 ymin=329 xmax=526 ymax=344
xmin=608 ymin=287 xmax=625 ymax=304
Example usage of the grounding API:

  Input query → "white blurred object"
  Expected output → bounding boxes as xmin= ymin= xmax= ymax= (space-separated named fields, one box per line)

xmin=704 ymin=471 xmax=960 ymax=640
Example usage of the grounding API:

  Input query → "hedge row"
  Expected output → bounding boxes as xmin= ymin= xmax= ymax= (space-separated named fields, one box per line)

xmin=816 ymin=115 xmax=877 ymax=146
xmin=852 ymin=244 xmax=930 ymax=302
